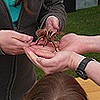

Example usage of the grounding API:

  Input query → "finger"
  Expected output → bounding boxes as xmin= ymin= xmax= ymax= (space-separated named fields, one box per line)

xmin=29 ymin=47 xmax=55 ymax=58
xmin=52 ymin=20 xmax=59 ymax=30
xmin=37 ymin=51 xmax=68 ymax=67
xmin=12 ymin=32 xmax=33 ymax=42
xmin=24 ymin=47 xmax=51 ymax=73
xmin=37 ymin=57 xmax=56 ymax=67
xmin=27 ymin=38 xmax=33 ymax=44
xmin=24 ymin=47 xmax=43 ymax=66
xmin=46 ymin=16 xmax=59 ymax=30
xmin=3 ymin=47 xmax=24 ymax=55
xmin=31 ymin=45 xmax=55 ymax=51
xmin=24 ymin=48 xmax=37 ymax=63
xmin=11 ymin=37 xmax=32 ymax=48
xmin=30 ymin=42 xmax=36 ymax=46
xmin=46 ymin=24 xmax=58 ymax=32
xmin=15 ymin=49 xmax=24 ymax=54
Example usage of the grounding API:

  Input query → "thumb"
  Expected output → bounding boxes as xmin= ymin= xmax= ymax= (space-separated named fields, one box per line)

xmin=52 ymin=20 xmax=59 ymax=30
xmin=53 ymin=22 xmax=59 ymax=30
xmin=37 ymin=57 xmax=55 ymax=67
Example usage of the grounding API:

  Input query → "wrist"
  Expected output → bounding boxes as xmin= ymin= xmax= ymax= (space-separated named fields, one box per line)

xmin=70 ymin=52 xmax=85 ymax=70
xmin=72 ymin=53 xmax=85 ymax=70
xmin=76 ymin=57 xmax=94 ymax=80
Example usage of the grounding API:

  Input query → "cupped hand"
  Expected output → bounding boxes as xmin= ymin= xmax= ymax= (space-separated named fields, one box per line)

xmin=0 ymin=30 xmax=33 ymax=55
xmin=24 ymin=47 xmax=77 ymax=74
xmin=30 ymin=41 xmax=58 ymax=58
xmin=24 ymin=47 xmax=52 ymax=74
xmin=36 ymin=50 xmax=73 ymax=74
xmin=59 ymin=33 xmax=87 ymax=54
xmin=28 ymin=33 xmax=87 ymax=59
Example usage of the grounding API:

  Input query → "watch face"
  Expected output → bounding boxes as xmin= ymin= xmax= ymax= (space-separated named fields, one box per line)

xmin=76 ymin=70 xmax=88 ymax=80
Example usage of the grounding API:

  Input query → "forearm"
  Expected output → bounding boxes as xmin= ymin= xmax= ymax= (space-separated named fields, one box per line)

xmin=71 ymin=52 xmax=100 ymax=85
xmin=85 ymin=61 xmax=100 ymax=86
xmin=82 ymin=35 xmax=100 ymax=53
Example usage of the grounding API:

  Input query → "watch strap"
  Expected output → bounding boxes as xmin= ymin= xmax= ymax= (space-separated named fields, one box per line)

xmin=77 ymin=57 xmax=94 ymax=71
xmin=76 ymin=57 xmax=94 ymax=80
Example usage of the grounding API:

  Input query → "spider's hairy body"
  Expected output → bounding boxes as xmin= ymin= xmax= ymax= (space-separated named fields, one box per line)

xmin=35 ymin=29 xmax=64 ymax=52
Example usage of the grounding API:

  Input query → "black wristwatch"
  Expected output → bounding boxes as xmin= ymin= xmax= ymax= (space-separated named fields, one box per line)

xmin=76 ymin=57 xmax=94 ymax=80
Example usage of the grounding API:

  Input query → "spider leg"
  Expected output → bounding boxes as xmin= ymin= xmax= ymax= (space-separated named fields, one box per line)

xmin=57 ymin=40 xmax=61 ymax=49
xmin=50 ymin=39 xmax=58 ymax=52
xmin=45 ymin=40 xmax=49 ymax=46
xmin=55 ymin=36 xmax=60 ymax=41
xmin=43 ymin=38 xmax=48 ymax=47
xmin=35 ymin=35 xmax=44 ymax=45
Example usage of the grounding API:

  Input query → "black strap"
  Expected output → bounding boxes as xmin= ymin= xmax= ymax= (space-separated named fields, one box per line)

xmin=77 ymin=57 xmax=94 ymax=71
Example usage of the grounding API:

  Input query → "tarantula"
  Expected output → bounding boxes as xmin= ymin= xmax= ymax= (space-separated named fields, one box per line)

xmin=35 ymin=29 xmax=64 ymax=52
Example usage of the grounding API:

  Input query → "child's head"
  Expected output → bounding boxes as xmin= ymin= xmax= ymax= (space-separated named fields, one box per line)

xmin=21 ymin=72 xmax=88 ymax=100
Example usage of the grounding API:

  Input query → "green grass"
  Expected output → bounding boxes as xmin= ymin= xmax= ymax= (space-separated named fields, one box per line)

xmin=64 ymin=6 xmax=100 ymax=35
xmin=35 ymin=6 xmax=100 ymax=79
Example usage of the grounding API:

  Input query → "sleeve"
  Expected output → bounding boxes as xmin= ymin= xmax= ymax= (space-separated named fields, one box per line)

xmin=37 ymin=0 xmax=67 ymax=31
xmin=0 ymin=48 xmax=5 ymax=55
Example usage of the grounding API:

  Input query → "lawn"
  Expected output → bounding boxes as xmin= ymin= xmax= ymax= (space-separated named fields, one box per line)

xmin=35 ymin=6 xmax=100 ymax=79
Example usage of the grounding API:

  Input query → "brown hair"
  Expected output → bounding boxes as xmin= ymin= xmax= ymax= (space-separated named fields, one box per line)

xmin=15 ymin=0 xmax=33 ymax=15
xmin=21 ymin=72 xmax=88 ymax=100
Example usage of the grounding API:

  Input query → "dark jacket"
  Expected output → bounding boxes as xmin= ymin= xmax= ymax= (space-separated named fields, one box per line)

xmin=0 ymin=0 xmax=66 ymax=99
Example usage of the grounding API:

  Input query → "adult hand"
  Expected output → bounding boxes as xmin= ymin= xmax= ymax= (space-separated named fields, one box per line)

xmin=24 ymin=47 xmax=68 ymax=74
xmin=36 ymin=50 xmax=72 ymax=74
xmin=59 ymin=33 xmax=89 ymax=54
xmin=29 ymin=33 xmax=85 ymax=58
xmin=24 ymin=47 xmax=53 ymax=74
xmin=36 ymin=51 xmax=85 ymax=73
xmin=29 ymin=33 xmax=91 ymax=58
xmin=0 ymin=30 xmax=33 ymax=55
xmin=24 ymin=47 xmax=70 ymax=74
xmin=29 ymin=41 xmax=58 ymax=58
xmin=45 ymin=16 xmax=59 ymax=32
xmin=24 ymin=47 xmax=85 ymax=74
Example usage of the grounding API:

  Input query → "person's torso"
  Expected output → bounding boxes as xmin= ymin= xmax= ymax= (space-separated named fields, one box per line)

xmin=4 ymin=0 xmax=22 ymax=25
xmin=0 ymin=0 xmax=45 ymax=99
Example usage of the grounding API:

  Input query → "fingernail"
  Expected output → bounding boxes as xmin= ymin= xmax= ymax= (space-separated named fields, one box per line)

xmin=37 ymin=58 xmax=41 ymax=62
xmin=23 ymin=47 xmax=27 ymax=50
xmin=28 ymin=36 xmax=33 ymax=41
